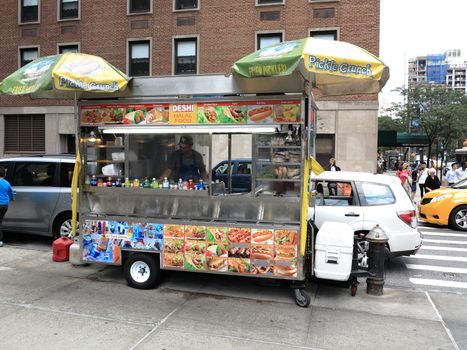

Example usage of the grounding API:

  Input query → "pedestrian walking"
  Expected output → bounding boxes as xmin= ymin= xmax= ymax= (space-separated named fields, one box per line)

xmin=424 ymin=168 xmax=441 ymax=193
xmin=0 ymin=167 xmax=14 ymax=247
xmin=396 ymin=162 xmax=411 ymax=194
xmin=418 ymin=162 xmax=428 ymax=197
xmin=445 ymin=163 xmax=458 ymax=186
xmin=455 ymin=162 xmax=467 ymax=182
xmin=410 ymin=164 xmax=419 ymax=201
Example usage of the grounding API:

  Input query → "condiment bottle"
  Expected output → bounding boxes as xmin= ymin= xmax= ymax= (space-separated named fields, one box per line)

xmin=188 ymin=179 xmax=195 ymax=190
xmin=124 ymin=177 xmax=131 ymax=188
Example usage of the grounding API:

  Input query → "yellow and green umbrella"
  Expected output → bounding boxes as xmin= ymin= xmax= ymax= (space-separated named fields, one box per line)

xmin=0 ymin=52 xmax=130 ymax=98
xmin=232 ymin=37 xmax=389 ymax=96
xmin=0 ymin=53 xmax=131 ymax=237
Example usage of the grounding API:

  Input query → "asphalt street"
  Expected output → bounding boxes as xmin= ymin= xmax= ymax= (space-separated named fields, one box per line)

xmin=0 ymin=223 xmax=466 ymax=350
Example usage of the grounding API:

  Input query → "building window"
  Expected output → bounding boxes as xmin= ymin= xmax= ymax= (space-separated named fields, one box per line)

xmin=129 ymin=0 xmax=151 ymax=13
xmin=129 ymin=40 xmax=150 ymax=77
xmin=174 ymin=0 xmax=198 ymax=11
xmin=174 ymin=38 xmax=197 ymax=75
xmin=4 ymin=115 xmax=45 ymax=154
xmin=257 ymin=33 xmax=282 ymax=50
xmin=20 ymin=47 xmax=38 ymax=67
xmin=58 ymin=44 xmax=79 ymax=53
xmin=310 ymin=29 xmax=338 ymax=41
xmin=256 ymin=0 xmax=284 ymax=5
xmin=20 ymin=0 xmax=39 ymax=23
xmin=59 ymin=0 xmax=78 ymax=20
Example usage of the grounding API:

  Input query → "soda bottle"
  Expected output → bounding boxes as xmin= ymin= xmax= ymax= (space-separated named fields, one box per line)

xmin=106 ymin=177 xmax=112 ymax=187
xmin=90 ymin=175 xmax=97 ymax=186
xmin=97 ymin=178 xmax=104 ymax=187
xmin=115 ymin=177 xmax=122 ymax=187
xmin=162 ymin=177 xmax=170 ymax=189
xmin=197 ymin=179 xmax=205 ymax=190
xmin=143 ymin=177 xmax=151 ymax=188
xmin=133 ymin=177 xmax=140 ymax=188
xmin=188 ymin=179 xmax=195 ymax=190
xmin=178 ymin=178 xmax=183 ymax=190
xmin=151 ymin=178 xmax=159 ymax=189
xmin=124 ymin=177 xmax=131 ymax=188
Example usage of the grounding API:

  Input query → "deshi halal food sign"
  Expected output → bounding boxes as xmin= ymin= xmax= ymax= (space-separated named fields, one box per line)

xmin=307 ymin=55 xmax=373 ymax=78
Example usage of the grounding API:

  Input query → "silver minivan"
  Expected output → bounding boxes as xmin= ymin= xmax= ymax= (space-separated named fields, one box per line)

xmin=0 ymin=155 xmax=75 ymax=239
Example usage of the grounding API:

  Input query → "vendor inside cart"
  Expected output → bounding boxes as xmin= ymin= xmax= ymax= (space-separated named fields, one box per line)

xmin=161 ymin=135 xmax=208 ymax=182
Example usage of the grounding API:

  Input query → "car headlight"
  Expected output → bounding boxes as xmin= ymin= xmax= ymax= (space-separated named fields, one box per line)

xmin=431 ymin=194 xmax=453 ymax=202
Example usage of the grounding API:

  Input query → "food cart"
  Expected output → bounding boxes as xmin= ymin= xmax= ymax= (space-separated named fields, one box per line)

xmin=76 ymin=74 xmax=318 ymax=306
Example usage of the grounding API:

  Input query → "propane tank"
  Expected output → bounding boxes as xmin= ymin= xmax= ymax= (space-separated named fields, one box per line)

xmin=69 ymin=237 xmax=86 ymax=266
xmin=52 ymin=234 xmax=73 ymax=262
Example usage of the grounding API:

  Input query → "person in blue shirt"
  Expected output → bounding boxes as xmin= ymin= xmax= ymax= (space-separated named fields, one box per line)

xmin=0 ymin=167 xmax=14 ymax=247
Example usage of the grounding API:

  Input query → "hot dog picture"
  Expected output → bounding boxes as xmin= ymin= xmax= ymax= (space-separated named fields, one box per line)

xmin=228 ymin=227 xmax=251 ymax=243
xmin=251 ymin=244 xmax=274 ymax=260
xmin=275 ymin=246 xmax=297 ymax=260
xmin=247 ymin=106 xmax=273 ymax=122
xmin=274 ymin=262 xmax=297 ymax=277
xmin=251 ymin=229 xmax=274 ymax=244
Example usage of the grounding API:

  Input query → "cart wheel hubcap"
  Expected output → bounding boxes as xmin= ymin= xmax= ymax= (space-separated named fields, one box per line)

xmin=130 ymin=261 xmax=150 ymax=283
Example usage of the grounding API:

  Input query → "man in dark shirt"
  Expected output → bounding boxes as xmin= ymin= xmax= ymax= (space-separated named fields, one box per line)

xmin=161 ymin=135 xmax=207 ymax=182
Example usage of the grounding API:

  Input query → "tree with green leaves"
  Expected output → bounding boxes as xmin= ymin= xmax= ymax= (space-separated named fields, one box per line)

xmin=384 ymin=84 xmax=467 ymax=169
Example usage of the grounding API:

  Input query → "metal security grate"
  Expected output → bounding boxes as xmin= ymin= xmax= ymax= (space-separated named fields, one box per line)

xmin=4 ymin=115 xmax=45 ymax=153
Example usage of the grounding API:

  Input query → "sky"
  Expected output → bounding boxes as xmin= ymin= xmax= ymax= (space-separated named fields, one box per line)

xmin=379 ymin=0 xmax=467 ymax=112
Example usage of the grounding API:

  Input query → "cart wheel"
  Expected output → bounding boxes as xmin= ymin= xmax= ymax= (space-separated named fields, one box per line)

xmin=124 ymin=253 xmax=160 ymax=289
xmin=294 ymin=289 xmax=311 ymax=308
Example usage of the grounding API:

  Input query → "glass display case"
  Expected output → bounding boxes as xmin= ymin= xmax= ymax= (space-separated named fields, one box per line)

xmin=254 ymin=129 xmax=303 ymax=196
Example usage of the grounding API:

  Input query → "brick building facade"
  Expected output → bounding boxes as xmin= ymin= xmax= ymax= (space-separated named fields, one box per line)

xmin=0 ymin=0 xmax=381 ymax=171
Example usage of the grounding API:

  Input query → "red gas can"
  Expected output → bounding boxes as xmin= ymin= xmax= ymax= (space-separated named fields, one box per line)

xmin=52 ymin=236 xmax=74 ymax=262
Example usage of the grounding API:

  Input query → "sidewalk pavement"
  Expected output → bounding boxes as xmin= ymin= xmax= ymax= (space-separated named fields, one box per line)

xmin=0 ymin=246 xmax=460 ymax=350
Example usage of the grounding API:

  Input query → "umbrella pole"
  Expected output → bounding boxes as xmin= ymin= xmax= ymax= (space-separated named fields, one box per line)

xmin=71 ymin=92 xmax=81 ymax=238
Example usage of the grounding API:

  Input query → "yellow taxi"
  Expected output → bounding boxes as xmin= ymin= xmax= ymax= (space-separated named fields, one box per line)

xmin=418 ymin=178 xmax=467 ymax=231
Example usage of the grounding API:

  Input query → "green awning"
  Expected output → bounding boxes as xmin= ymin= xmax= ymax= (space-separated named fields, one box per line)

xmin=378 ymin=131 xmax=429 ymax=147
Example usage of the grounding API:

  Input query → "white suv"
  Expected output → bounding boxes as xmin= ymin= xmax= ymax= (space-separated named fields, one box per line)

xmin=309 ymin=171 xmax=422 ymax=258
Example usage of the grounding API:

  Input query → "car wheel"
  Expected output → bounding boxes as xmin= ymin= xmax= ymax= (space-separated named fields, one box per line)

xmin=449 ymin=205 xmax=467 ymax=231
xmin=53 ymin=213 xmax=76 ymax=240
xmin=124 ymin=253 xmax=160 ymax=289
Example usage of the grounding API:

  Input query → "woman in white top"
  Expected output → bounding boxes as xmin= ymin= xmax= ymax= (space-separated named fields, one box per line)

xmin=418 ymin=163 xmax=428 ymax=197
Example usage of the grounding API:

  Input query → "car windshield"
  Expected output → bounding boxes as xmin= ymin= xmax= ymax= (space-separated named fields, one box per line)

xmin=452 ymin=178 xmax=467 ymax=189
